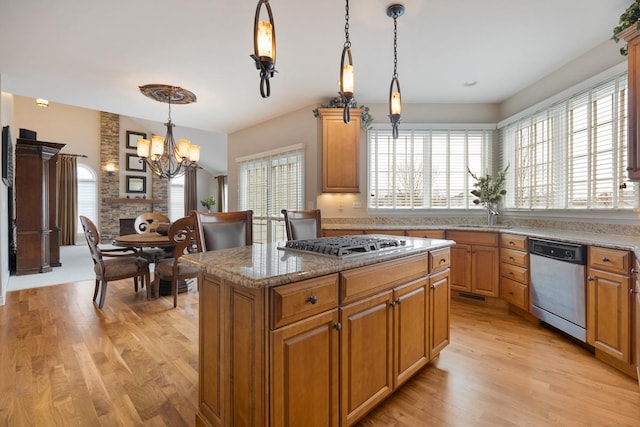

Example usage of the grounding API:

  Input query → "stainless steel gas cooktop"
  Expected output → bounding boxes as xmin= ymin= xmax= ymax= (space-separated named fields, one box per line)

xmin=278 ymin=235 xmax=407 ymax=258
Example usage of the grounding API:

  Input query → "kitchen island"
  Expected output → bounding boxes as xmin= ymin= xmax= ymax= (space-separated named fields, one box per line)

xmin=183 ymin=236 xmax=455 ymax=427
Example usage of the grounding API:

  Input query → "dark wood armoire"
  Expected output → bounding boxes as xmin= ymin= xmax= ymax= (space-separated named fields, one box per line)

xmin=14 ymin=138 xmax=65 ymax=275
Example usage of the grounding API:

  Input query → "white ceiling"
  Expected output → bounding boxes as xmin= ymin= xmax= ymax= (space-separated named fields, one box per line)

xmin=0 ymin=0 xmax=632 ymax=174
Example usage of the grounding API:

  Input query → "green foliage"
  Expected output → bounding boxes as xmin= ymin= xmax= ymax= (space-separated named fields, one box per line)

xmin=200 ymin=196 xmax=216 ymax=210
xmin=468 ymin=165 xmax=509 ymax=207
xmin=312 ymin=97 xmax=374 ymax=130
xmin=612 ymin=1 xmax=640 ymax=56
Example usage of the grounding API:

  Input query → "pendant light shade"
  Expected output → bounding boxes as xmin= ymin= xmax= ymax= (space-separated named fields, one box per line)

xmin=387 ymin=4 xmax=404 ymax=139
xmin=339 ymin=0 xmax=354 ymax=124
xmin=250 ymin=0 xmax=277 ymax=98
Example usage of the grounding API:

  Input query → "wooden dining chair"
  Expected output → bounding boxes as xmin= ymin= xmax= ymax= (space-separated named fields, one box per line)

xmin=153 ymin=216 xmax=200 ymax=308
xmin=134 ymin=212 xmax=170 ymax=233
xmin=281 ymin=209 xmax=322 ymax=240
xmin=133 ymin=212 xmax=172 ymax=264
xmin=80 ymin=216 xmax=151 ymax=309
xmin=192 ymin=210 xmax=253 ymax=251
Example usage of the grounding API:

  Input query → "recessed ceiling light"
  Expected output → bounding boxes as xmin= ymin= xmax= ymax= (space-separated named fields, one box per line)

xmin=36 ymin=98 xmax=49 ymax=107
xmin=463 ymin=80 xmax=478 ymax=87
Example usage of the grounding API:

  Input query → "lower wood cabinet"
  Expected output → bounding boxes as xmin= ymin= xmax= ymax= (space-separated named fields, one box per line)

xmin=271 ymin=309 xmax=340 ymax=427
xmin=447 ymin=231 xmax=499 ymax=297
xmin=634 ymin=257 xmax=640 ymax=385
xmin=196 ymin=249 xmax=451 ymax=427
xmin=587 ymin=246 xmax=634 ymax=370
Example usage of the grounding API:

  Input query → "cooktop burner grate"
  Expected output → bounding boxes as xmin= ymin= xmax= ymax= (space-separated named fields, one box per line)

xmin=279 ymin=235 xmax=406 ymax=257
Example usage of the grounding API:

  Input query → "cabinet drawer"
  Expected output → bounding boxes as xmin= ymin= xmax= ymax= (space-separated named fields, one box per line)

xmin=446 ymin=231 xmax=498 ymax=246
xmin=271 ymin=274 xmax=339 ymax=329
xmin=340 ymin=254 xmax=428 ymax=304
xmin=501 ymin=248 xmax=529 ymax=268
xmin=500 ymin=263 xmax=529 ymax=284
xmin=589 ymin=246 xmax=630 ymax=275
xmin=406 ymin=230 xmax=446 ymax=239
xmin=430 ymin=248 xmax=450 ymax=273
xmin=501 ymin=277 xmax=528 ymax=310
xmin=500 ymin=234 xmax=527 ymax=251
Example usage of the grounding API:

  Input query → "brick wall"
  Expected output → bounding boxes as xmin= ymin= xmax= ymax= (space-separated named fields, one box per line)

xmin=99 ymin=112 xmax=168 ymax=240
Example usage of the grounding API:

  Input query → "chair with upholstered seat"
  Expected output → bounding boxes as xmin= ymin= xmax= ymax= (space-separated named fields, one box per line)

xmin=133 ymin=212 xmax=172 ymax=263
xmin=192 ymin=210 xmax=253 ymax=251
xmin=281 ymin=209 xmax=322 ymax=240
xmin=153 ymin=216 xmax=200 ymax=308
xmin=80 ymin=216 xmax=151 ymax=309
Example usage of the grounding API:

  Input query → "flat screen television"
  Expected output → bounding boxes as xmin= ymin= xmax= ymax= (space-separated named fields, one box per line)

xmin=2 ymin=125 xmax=13 ymax=186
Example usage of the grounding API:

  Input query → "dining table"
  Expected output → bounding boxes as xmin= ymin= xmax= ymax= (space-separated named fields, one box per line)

xmin=113 ymin=232 xmax=189 ymax=296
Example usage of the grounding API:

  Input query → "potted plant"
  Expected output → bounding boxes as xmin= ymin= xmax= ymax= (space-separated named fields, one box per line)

xmin=312 ymin=96 xmax=374 ymax=130
xmin=468 ymin=165 xmax=509 ymax=226
xmin=612 ymin=1 xmax=640 ymax=55
xmin=200 ymin=196 xmax=216 ymax=212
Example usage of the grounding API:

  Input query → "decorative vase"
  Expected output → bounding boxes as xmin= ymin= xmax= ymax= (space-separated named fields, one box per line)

xmin=486 ymin=204 xmax=498 ymax=226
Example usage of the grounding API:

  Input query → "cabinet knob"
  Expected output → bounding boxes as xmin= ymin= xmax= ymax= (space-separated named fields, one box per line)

xmin=307 ymin=295 xmax=318 ymax=305
xmin=601 ymin=257 xmax=609 ymax=262
xmin=587 ymin=276 xmax=594 ymax=281
xmin=389 ymin=301 xmax=396 ymax=307
xmin=509 ymin=291 xmax=513 ymax=295
xmin=440 ymin=258 xmax=447 ymax=264
xmin=509 ymin=256 xmax=515 ymax=261
xmin=631 ymin=268 xmax=637 ymax=275
xmin=631 ymin=288 xmax=638 ymax=295
xmin=509 ymin=241 xmax=515 ymax=245
xmin=333 ymin=323 xmax=342 ymax=331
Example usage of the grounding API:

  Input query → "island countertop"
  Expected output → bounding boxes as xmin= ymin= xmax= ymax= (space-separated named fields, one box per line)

xmin=182 ymin=235 xmax=455 ymax=289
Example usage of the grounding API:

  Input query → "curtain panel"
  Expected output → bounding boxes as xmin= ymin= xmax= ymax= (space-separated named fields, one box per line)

xmin=58 ymin=155 xmax=78 ymax=245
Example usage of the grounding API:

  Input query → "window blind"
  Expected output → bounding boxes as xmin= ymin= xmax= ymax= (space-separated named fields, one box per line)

xmin=238 ymin=145 xmax=304 ymax=243
xmin=501 ymin=73 xmax=634 ymax=210
xmin=169 ymin=175 xmax=185 ymax=221
xmin=76 ymin=164 xmax=97 ymax=235
xmin=368 ymin=127 xmax=493 ymax=209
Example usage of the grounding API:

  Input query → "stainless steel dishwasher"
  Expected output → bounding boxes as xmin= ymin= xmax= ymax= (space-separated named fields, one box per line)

xmin=529 ymin=238 xmax=588 ymax=342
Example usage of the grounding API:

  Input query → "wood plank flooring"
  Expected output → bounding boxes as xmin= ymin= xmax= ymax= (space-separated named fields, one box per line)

xmin=1 ymin=279 xmax=639 ymax=426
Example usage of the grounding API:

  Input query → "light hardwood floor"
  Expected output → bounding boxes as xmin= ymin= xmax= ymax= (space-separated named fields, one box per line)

xmin=1 ymin=279 xmax=639 ymax=426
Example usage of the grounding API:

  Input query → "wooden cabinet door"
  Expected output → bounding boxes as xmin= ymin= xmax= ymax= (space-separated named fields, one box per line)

xmin=340 ymin=291 xmax=393 ymax=426
xmin=471 ymin=245 xmax=500 ymax=297
xmin=619 ymin=25 xmax=640 ymax=180
xmin=450 ymin=243 xmax=471 ymax=292
xmin=271 ymin=309 xmax=339 ymax=427
xmin=587 ymin=268 xmax=631 ymax=363
xmin=430 ymin=269 xmax=450 ymax=359
xmin=319 ymin=108 xmax=362 ymax=193
xmin=393 ymin=278 xmax=429 ymax=387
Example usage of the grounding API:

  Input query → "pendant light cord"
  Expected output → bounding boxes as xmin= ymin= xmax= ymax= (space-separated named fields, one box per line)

xmin=393 ymin=16 xmax=398 ymax=79
xmin=344 ymin=0 xmax=351 ymax=48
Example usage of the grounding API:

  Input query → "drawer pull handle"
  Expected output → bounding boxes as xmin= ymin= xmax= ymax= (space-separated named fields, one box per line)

xmin=307 ymin=295 xmax=318 ymax=305
xmin=509 ymin=241 xmax=515 ymax=245
xmin=509 ymin=272 xmax=514 ymax=276
xmin=601 ymin=257 xmax=609 ymax=262
xmin=509 ymin=256 xmax=515 ymax=261
xmin=509 ymin=291 xmax=513 ymax=295
xmin=440 ymin=258 xmax=447 ymax=264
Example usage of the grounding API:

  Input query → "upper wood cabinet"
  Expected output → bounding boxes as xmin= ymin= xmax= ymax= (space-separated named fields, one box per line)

xmin=618 ymin=25 xmax=640 ymax=180
xmin=318 ymin=108 xmax=362 ymax=193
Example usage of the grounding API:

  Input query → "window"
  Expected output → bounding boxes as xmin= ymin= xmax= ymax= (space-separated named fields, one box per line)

xmin=77 ymin=164 xmax=97 ymax=236
xmin=238 ymin=144 xmax=304 ymax=243
xmin=501 ymin=73 xmax=635 ymax=210
xmin=368 ymin=127 xmax=494 ymax=210
xmin=169 ymin=175 xmax=185 ymax=221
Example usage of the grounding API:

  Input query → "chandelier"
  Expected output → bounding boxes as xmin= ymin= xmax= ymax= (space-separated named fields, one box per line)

xmin=387 ymin=4 xmax=404 ymax=140
xmin=137 ymin=84 xmax=200 ymax=180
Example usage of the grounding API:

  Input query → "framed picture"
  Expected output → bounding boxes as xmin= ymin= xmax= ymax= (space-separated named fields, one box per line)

xmin=126 ymin=175 xmax=146 ymax=193
xmin=126 ymin=153 xmax=146 ymax=172
xmin=126 ymin=131 xmax=146 ymax=149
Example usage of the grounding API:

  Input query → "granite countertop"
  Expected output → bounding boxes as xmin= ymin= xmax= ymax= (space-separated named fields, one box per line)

xmin=324 ymin=223 xmax=640 ymax=256
xmin=182 ymin=237 xmax=455 ymax=289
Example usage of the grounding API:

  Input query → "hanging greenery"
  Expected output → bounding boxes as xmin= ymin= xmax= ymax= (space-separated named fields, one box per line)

xmin=312 ymin=96 xmax=374 ymax=130
xmin=612 ymin=1 xmax=640 ymax=56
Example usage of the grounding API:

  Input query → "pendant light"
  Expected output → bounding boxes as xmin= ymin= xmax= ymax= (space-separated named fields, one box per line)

xmin=250 ymin=0 xmax=277 ymax=98
xmin=387 ymin=4 xmax=404 ymax=139
xmin=339 ymin=0 xmax=354 ymax=124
